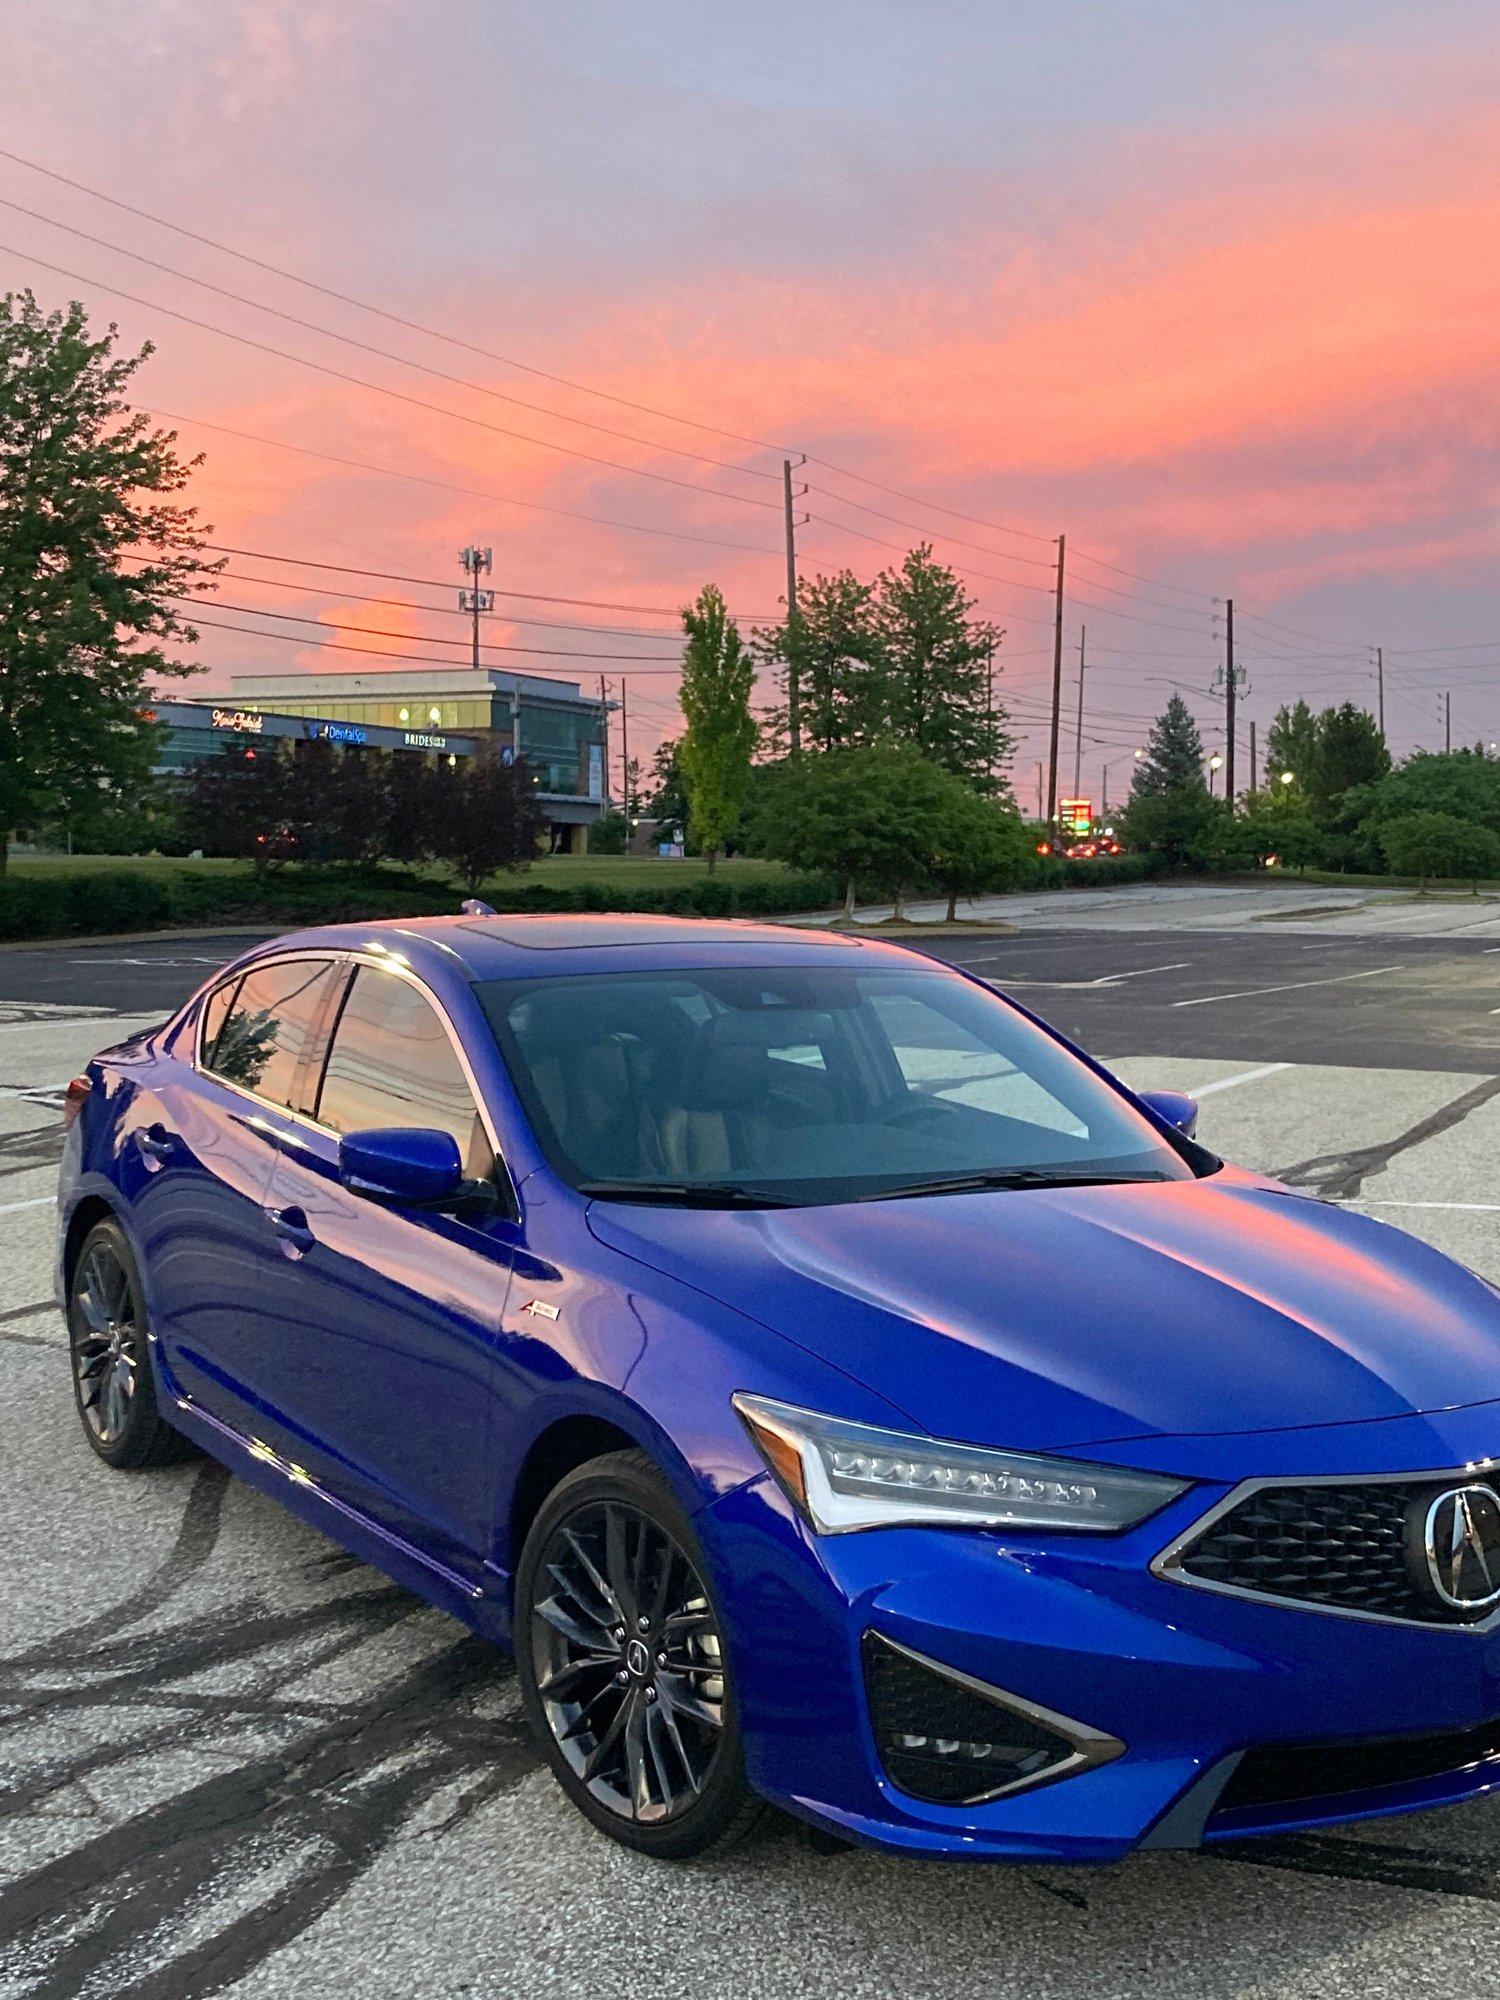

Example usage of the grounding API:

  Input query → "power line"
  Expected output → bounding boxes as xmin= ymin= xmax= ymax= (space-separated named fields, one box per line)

xmin=172 ymin=597 xmax=680 ymax=660
xmin=0 ymin=193 xmax=780 ymax=488
xmin=0 ymin=242 xmax=785 ymax=513
xmin=155 ymin=410 xmax=781 ymax=558
xmin=176 ymin=613 xmax=697 ymax=675
xmin=0 ymin=144 xmax=792 ymax=456
xmin=805 ymin=457 xmax=1054 ymax=544
xmin=804 ymin=482 xmax=1055 ymax=572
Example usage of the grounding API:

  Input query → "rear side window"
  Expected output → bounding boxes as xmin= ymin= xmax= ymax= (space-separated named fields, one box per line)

xmin=198 ymin=978 xmax=241 ymax=1068
xmin=315 ymin=966 xmax=494 ymax=1178
xmin=205 ymin=958 xmax=339 ymax=1109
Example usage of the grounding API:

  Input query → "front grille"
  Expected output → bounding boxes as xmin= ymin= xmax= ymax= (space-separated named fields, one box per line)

xmin=1171 ymin=1480 xmax=1490 ymax=1626
xmin=1217 ymin=1716 xmax=1500 ymax=1816
xmin=862 ymin=1634 xmax=1075 ymax=1805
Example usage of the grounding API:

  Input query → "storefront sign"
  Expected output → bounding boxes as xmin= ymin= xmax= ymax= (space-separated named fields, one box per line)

xmin=211 ymin=708 xmax=265 ymax=734
xmin=316 ymin=721 xmax=367 ymax=745
xmin=403 ymin=730 xmax=448 ymax=749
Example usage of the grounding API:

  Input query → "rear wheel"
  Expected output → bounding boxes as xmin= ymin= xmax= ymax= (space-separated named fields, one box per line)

xmin=515 ymin=1449 xmax=762 ymax=1859
xmin=68 ymin=1218 xmax=194 ymax=1469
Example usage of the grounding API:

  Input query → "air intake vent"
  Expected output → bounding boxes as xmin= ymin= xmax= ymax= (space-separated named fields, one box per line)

xmin=862 ymin=1633 xmax=1117 ymax=1806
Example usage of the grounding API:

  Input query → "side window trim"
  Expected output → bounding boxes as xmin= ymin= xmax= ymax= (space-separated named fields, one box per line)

xmin=290 ymin=960 xmax=355 ymax=1120
xmin=196 ymin=974 xmax=244 ymax=1071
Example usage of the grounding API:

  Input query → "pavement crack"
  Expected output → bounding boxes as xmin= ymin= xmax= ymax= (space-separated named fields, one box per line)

xmin=1273 ymin=1073 xmax=1500 ymax=1201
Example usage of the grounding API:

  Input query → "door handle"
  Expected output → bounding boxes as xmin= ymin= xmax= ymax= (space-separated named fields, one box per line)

xmin=266 ymin=1204 xmax=316 ymax=1257
xmin=138 ymin=1124 xmax=174 ymax=1162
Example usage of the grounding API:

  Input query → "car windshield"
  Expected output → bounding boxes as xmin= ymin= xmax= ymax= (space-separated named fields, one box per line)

xmin=476 ymin=963 xmax=1204 ymax=1207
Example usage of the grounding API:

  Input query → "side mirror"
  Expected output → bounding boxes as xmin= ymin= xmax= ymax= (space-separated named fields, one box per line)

xmin=339 ymin=1127 xmax=466 ymax=1206
xmin=1137 ymin=1089 xmax=1199 ymax=1140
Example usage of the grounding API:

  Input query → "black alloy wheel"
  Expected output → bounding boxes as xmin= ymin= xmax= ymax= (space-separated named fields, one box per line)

xmin=516 ymin=1450 xmax=761 ymax=1858
xmin=68 ymin=1218 xmax=194 ymax=1469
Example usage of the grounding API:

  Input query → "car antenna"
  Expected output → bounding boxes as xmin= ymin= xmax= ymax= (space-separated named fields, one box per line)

xmin=461 ymin=898 xmax=498 ymax=917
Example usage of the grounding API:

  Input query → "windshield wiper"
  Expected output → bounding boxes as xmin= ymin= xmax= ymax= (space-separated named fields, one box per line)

xmin=851 ymin=1169 xmax=1175 ymax=1203
xmin=575 ymin=1179 xmax=802 ymax=1209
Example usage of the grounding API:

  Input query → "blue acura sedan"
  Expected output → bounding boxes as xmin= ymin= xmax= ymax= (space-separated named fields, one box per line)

xmin=56 ymin=913 xmax=1500 ymax=1861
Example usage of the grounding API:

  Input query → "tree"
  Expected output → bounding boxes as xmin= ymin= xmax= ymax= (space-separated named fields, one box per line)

xmin=925 ymin=785 xmax=1032 ymax=920
xmin=1266 ymin=700 xmax=1318 ymax=793
xmin=0 ymin=292 xmax=219 ymax=868
xmin=429 ymin=750 xmax=546 ymax=892
xmin=748 ymin=741 xmax=983 ymax=918
xmin=1130 ymin=694 xmax=1207 ymax=800
xmin=873 ymin=546 xmax=1012 ymax=788
xmin=1379 ymin=812 xmax=1500 ymax=893
xmin=756 ymin=568 xmax=884 ymax=755
xmin=1119 ymin=783 xmax=1220 ymax=868
xmin=180 ymin=744 xmax=295 ymax=876
xmin=1358 ymin=751 xmax=1500 ymax=837
xmin=643 ymin=737 xmax=690 ymax=842
xmin=1305 ymin=703 xmax=1389 ymax=825
xmin=678 ymin=585 xmax=757 ymax=871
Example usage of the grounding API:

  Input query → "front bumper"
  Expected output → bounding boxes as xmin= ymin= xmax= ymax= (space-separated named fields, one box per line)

xmin=700 ymin=1416 xmax=1500 ymax=1862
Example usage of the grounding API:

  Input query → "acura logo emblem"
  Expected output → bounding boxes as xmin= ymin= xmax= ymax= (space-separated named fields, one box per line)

xmin=1420 ymin=1485 xmax=1500 ymax=1611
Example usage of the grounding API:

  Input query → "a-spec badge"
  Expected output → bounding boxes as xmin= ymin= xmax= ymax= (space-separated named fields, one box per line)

xmin=519 ymin=1299 xmax=560 ymax=1321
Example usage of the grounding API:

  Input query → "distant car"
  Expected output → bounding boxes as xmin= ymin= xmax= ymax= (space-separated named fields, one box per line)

xmin=57 ymin=913 xmax=1500 ymax=1863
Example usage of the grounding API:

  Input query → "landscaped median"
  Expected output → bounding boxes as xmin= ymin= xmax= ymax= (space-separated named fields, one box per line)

xmin=0 ymin=856 xmax=841 ymax=942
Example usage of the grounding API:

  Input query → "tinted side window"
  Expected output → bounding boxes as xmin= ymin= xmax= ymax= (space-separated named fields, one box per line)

xmin=198 ymin=977 xmax=241 ymax=1067
xmin=316 ymin=967 xmax=493 ymax=1178
xmin=206 ymin=959 xmax=339 ymax=1108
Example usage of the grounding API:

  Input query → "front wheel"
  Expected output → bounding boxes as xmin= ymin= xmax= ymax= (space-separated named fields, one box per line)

xmin=67 ymin=1217 xmax=194 ymax=1469
xmin=515 ymin=1449 xmax=762 ymax=1859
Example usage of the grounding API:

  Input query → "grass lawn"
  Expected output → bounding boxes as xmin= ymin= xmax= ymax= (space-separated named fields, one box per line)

xmin=8 ymin=852 xmax=804 ymax=890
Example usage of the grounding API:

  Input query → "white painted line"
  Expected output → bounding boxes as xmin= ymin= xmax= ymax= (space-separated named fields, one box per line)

xmin=1096 ymin=962 xmax=1192 ymax=985
xmin=0 ymin=1195 xmax=52 ymax=1216
xmin=1187 ymin=1062 xmax=1295 ymax=1098
xmin=1172 ymin=967 xmax=1400 ymax=1009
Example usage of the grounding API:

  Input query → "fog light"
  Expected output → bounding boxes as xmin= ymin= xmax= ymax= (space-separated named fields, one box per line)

xmin=862 ymin=1632 xmax=1123 ymax=1806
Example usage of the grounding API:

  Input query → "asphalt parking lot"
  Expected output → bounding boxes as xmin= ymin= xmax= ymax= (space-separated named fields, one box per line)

xmin=6 ymin=909 xmax=1500 ymax=1998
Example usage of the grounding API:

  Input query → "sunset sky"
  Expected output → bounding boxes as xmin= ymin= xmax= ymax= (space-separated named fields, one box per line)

xmin=4 ymin=0 xmax=1500 ymax=806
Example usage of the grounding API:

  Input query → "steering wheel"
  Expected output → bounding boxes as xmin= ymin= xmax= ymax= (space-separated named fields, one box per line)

xmin=878 ymin=1096 xmax=953 ymax=1130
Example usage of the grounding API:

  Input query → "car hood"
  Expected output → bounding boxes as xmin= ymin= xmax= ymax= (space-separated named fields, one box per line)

xmin=587 ymin=1176 xmax=1500 ymax=1450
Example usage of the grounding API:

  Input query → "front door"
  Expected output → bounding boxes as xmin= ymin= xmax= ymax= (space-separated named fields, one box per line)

xmin=255 ymin=962 xmax=517 ymax=1585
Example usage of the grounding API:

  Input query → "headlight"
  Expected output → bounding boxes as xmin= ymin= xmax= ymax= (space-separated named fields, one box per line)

xmin=734 ymin=1394 xmax=1190 ymax=1536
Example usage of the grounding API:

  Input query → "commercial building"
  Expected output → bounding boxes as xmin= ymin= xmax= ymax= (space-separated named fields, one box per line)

xmin=149 ymin=699 xmax=477 ymax=773
xmin=223 ymin=666 xmax=609 ymax=849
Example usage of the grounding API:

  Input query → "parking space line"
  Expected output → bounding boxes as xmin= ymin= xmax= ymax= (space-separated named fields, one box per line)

xmin=0 ymin=1195 xmax=52 ymax=1215
xmin=1343 ymin=1200 xmax=1500 ymax=1213
xmin=1187 ymin=1063 xmax=1294 ymax=1098
xmin=1172 ymin=967 xmax=1399 ymax=1009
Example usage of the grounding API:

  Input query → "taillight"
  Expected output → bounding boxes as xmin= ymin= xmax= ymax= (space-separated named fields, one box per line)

xmin=63 ymin=1076 xmax=92 ymax=1130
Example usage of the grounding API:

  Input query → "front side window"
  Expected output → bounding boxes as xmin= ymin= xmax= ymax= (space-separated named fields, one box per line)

xmin=316 ymin=966 xmax=493 ymax=1179
xmin=477 ymin=964 xmax=1204 ymax=1206
xmin=204 ymin=958 xmax=338 ymax=1108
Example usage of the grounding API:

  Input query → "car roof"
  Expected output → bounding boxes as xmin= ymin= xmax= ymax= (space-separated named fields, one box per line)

xmin=231 ymin=912 xmax=924 ymax=983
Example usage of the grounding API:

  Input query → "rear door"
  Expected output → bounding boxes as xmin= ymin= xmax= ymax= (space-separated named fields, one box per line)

xmin=132 ymin=954 xmax=344 ymax=1420
xmin=253 ymin=961 xmax=518 ymax=1582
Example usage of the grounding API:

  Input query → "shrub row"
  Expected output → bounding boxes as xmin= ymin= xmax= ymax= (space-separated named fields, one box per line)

xmin=0 ymin=864 xmax=842 ymax=941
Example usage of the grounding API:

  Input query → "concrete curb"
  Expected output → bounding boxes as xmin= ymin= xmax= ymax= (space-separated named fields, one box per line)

xmin=0 ymin=924 xmax=281 ymax=956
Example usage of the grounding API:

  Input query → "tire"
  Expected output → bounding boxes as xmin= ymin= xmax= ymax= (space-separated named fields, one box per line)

xmin=515 ymin=1448 xmax=763 ymax=1860
xmin=67 ymin=1217 xmax=195 ymax=1469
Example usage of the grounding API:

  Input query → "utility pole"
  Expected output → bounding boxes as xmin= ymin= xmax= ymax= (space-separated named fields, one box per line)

xmin=1035 ymin=761 xmax=1044 ymax=823
xmin=1249 ymin=720 xmax=1258 ymax=795
xmin=619 ymin=677 xmax=630 ymax=819
xmin=459 ymin=544 xmax=494 ymax=672
xmin=1376 ymin=646 xmax=1385 ymax=738
xmin=1446 ymin=690 xmax=1452 ymax=754
xmin=783 ymin=459 xmax=803 ymax=756
xmin=1224 ymin=597 xmax=1237 ymax=808
xmin=1046 ymin=535 xmax=1066 ymax=827
xmin=598 ymin=675 xmax=610 ymax=809
xmin=1072 ymin=625 xmax=1086 ymax=799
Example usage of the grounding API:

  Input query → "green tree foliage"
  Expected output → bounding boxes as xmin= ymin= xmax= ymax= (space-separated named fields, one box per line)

xmin=871 ymin=547 xmax=1012 ymax=786
xmin=585 ymin=810 xmax=629 ymax=855
xmin=754 ymin=548 xmax=1013 ymax=790
xmin=747 ymin=742 xmax=1022 ymax=918
xmin=1265 ymin=700 xmax=1318 ymax=792
xmin=678 ymin=585 xmax=757 ymax=871
xmin=181 ymin=744 xmax=293 ymax=876
xmin=1379 ymin=811 xmax=1500 ymax=892
xmin=1305 ymin=703 xmax=1389 ymax=824
xmin=1120 ymin=782 xmax=1220 ymax=867
xmin=0 ymin=292 xmax=219 ymax=868
xmin=427 ymin=750 xmax=547 ymax=892
xmin=1130 ymin=693 xmax=1206 ymax=800
xmin=1358 ymin=750 xmax=1500 ymax=835
xmin=642 ymin=736 xmax=689 ymax=842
